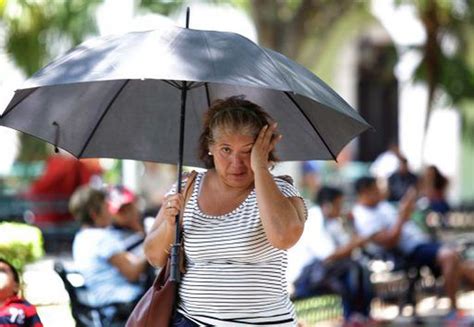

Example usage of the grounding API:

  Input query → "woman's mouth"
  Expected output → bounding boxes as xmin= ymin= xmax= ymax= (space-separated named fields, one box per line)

xmin=229 ymin=172 xmax=246 ymax=178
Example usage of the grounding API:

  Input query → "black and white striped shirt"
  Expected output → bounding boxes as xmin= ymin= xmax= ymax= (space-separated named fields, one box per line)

xmin=175 ymin=171 xmax=303 ymax=326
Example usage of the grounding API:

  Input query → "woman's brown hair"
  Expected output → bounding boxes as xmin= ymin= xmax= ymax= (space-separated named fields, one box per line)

xmin=198 ymin=95 xmax=278 ymax=168
xmin=69 ymin=185 xmax=106 ymax=226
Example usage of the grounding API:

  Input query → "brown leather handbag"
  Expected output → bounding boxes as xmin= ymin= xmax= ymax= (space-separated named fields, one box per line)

xmin=126 ymin=171 xmax=197 ymax=327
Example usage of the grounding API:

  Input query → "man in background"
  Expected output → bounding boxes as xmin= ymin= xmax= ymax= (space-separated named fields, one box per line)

xmin=387 ymin=156 xmax=418 ymax=202
xmin=288 ymin=186 xmax=374 ymax=325
xmin=352 ymin=177 xmax=470 ymax=319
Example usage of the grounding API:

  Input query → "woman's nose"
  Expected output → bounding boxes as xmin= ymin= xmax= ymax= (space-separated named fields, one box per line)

xmin=230 ymin=153 xmax=244 ymax=166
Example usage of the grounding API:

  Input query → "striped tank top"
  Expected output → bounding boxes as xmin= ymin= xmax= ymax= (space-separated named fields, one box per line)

xmin=176 ymin=171 xmax=302 ymax=326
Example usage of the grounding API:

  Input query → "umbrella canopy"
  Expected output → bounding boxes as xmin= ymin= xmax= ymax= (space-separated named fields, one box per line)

xmin=1 ymin=24 xmax=370 ymax=167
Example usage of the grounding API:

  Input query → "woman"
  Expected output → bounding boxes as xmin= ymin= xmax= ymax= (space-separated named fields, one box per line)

xmin=144 ymin=96 xmax=307 ymax=326
xmin=421 ymin=165 xmax=450 ymax=214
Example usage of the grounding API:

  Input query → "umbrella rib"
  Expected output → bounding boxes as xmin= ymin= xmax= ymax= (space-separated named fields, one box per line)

xmin=204 ymin=83 xmax=211 ymax=107
xmin=284 ymin=92 xmax=338 ymax=162
xmin=78 ymin=79 xmax=130 ymax=158
xmin=244 ymin=40 xmax=293 ymax=90
xmin=163 ymin=80 xmax=182 ymax=89
xmin=257 ymin=44 xmax=294 ymax=90
xmin=201 ymin=32 xmax=218 ymax=83
xmin=0 ymin=88 xmax=38 ymax=119
xmin=188 ymin=82 xmax=205 ymax=90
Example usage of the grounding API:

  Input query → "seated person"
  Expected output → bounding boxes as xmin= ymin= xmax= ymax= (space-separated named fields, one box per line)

xmin=352 ymin=176 xmax=474 ymax=317
xmin=107 ymin=185 xmax=155 ymax=287
xmin=0 ymin=258 xmax=43 ymax=327
xmin=420 ymin=165 xmax=450 ymax=215
xmin=69 ymin=185 xmax=148 ymax=313
xmin=387 ymin=156 xmax=418 ymax=202
xmin=107 ymin=185 xmax=145 ymax=243
xmin=288 ymin=187 xmax=374 ymax=324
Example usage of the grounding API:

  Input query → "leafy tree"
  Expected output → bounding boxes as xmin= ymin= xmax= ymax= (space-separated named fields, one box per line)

xmin=1 ymin=0 xmax=102 ymax=161
xmin=139 ymin=0 xmax=369 ymax=68
xmin=405 ymin=0 xmax=474 ymax=140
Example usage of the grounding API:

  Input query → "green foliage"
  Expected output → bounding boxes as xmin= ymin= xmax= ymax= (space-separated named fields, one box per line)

xmin=1 ymin=0 xmax=101 ymax=161
xmin=138 ymin=0 xmax=184 ymax=15
xmin=414 ymin=52 xmax=474 ymax=105
xmin=0 ymin=222 xmax=44 ymax=274
xmin=293 ymin=295 xmax=342 ymax=324
xmin=2 ymin=0 xmax=100 ymax=76
xmin=460 ymin=100 xmax=474 ymax=142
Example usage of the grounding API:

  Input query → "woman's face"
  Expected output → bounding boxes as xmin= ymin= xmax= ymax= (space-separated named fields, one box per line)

xmin=0 ymin=262 xmax=18 ymax=301
xmin=209 ymin=131 xmax=255 ymax=189
xmin=93 ymin=201 xmax=113 ymax=228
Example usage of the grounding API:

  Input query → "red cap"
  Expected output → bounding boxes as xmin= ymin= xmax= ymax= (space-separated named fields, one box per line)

xmin=107 ymin=185 xmax=136 ymax=214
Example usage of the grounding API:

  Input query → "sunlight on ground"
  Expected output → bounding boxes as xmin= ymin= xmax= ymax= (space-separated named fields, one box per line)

xmin=23 ymin=258 xmax=474 ymax=327
xmin=23 ymin=258 xmax=75 ymax=327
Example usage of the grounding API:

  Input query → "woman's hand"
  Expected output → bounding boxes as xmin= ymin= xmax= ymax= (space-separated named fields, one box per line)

xmin=161 ymin=193 xmax=184 ymax=226
xmin=251 ymin=123 xmax=281 ymax=172
xmin=144 ymin=192 xmax=184 ymax=267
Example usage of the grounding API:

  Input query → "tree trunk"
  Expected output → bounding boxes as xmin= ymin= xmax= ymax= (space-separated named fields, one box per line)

xmin=420 ymin=1 xmax=441 ymax=160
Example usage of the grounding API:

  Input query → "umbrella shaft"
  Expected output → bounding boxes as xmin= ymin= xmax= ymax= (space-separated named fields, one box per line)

xmin=171 ymin=80 xmax=188 ymax=282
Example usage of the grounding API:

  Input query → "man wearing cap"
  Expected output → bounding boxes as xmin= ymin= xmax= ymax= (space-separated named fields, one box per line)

xmin=69 ymin=185 xmax=148 ymax=316
xmin=107 ymin=185 xmax=156 ymax=288
xmin=108 ymin=186 xmax=143 ymax=232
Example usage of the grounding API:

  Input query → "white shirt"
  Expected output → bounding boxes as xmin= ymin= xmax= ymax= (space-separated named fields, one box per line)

xmin=72 ymin=228 xmax=144 ymax=306
xmin=370 ymin=150 xmax=399 ymax=180
xmin=287 ymin=206 xmax=350 ymax=286
xmin=176 ymin=172 xmax=304 ymax=326
xmin=352 ymin=201 xmax=430 ymax=255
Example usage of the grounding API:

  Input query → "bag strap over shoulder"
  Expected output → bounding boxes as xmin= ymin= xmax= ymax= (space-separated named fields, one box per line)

xmin=177 ymin=170 xmax=197 ymax=274
xmin=179 ymin=170 xmax=197 ymax=221
xmin=178 ymin=170 xmax=198 ymax=229
xmin=182 ymin=170 xmax=198 ymax=203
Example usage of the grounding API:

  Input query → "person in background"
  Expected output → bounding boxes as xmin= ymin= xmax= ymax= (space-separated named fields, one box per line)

xmin=420 ymin=165 xmax=450 ymax=215
xmin=69 ymin=185 xmax=148 ymax=317
xmin=0 ymin=258 xmax=43 ymax=327
xmin=299 ymin=161 xmax=321 ymax=202
xmin=288 ymin=187 xmax=374 ymax=326
xmin=24 ymin=153 xmax=102 ymax=225
xmin=387 ymin=156 xmax=418 ymax=202
xmin=369 ymin=141 xmax=400 ymax=182
xmin=352 ymin=177 xmax=474 ymax=320
xmin=108 ymin=185 xmax=144 ymax=235
xmin=107 ymin=185 xmax=155 ymax=288
xmin=144 ymin=96 xmax=307 ymax=326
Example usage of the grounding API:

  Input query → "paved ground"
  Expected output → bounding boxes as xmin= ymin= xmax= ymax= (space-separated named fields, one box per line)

xmin=22 ymin=257 xmax=75 ymax=327
xmin=22 ymin=257 xmax=474 ymax=327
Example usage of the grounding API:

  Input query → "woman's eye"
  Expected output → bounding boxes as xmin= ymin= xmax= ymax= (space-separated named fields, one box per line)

xmin=221 ymin=147 xmax=231 ymax=154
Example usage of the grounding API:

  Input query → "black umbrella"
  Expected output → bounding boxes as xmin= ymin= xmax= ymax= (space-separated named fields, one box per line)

xmin=0 ymin=10 xmax=371 ymax=281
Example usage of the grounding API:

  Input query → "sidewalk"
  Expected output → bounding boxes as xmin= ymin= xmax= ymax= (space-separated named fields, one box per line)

xmin=22 ymin=257 xmax=474 ymax=327
xmin=23 ymin=257 xmax=75 ymax=327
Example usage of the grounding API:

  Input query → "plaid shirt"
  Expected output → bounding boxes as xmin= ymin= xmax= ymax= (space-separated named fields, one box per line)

xmin=0 ymin=296 xmax=43 ymax=327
